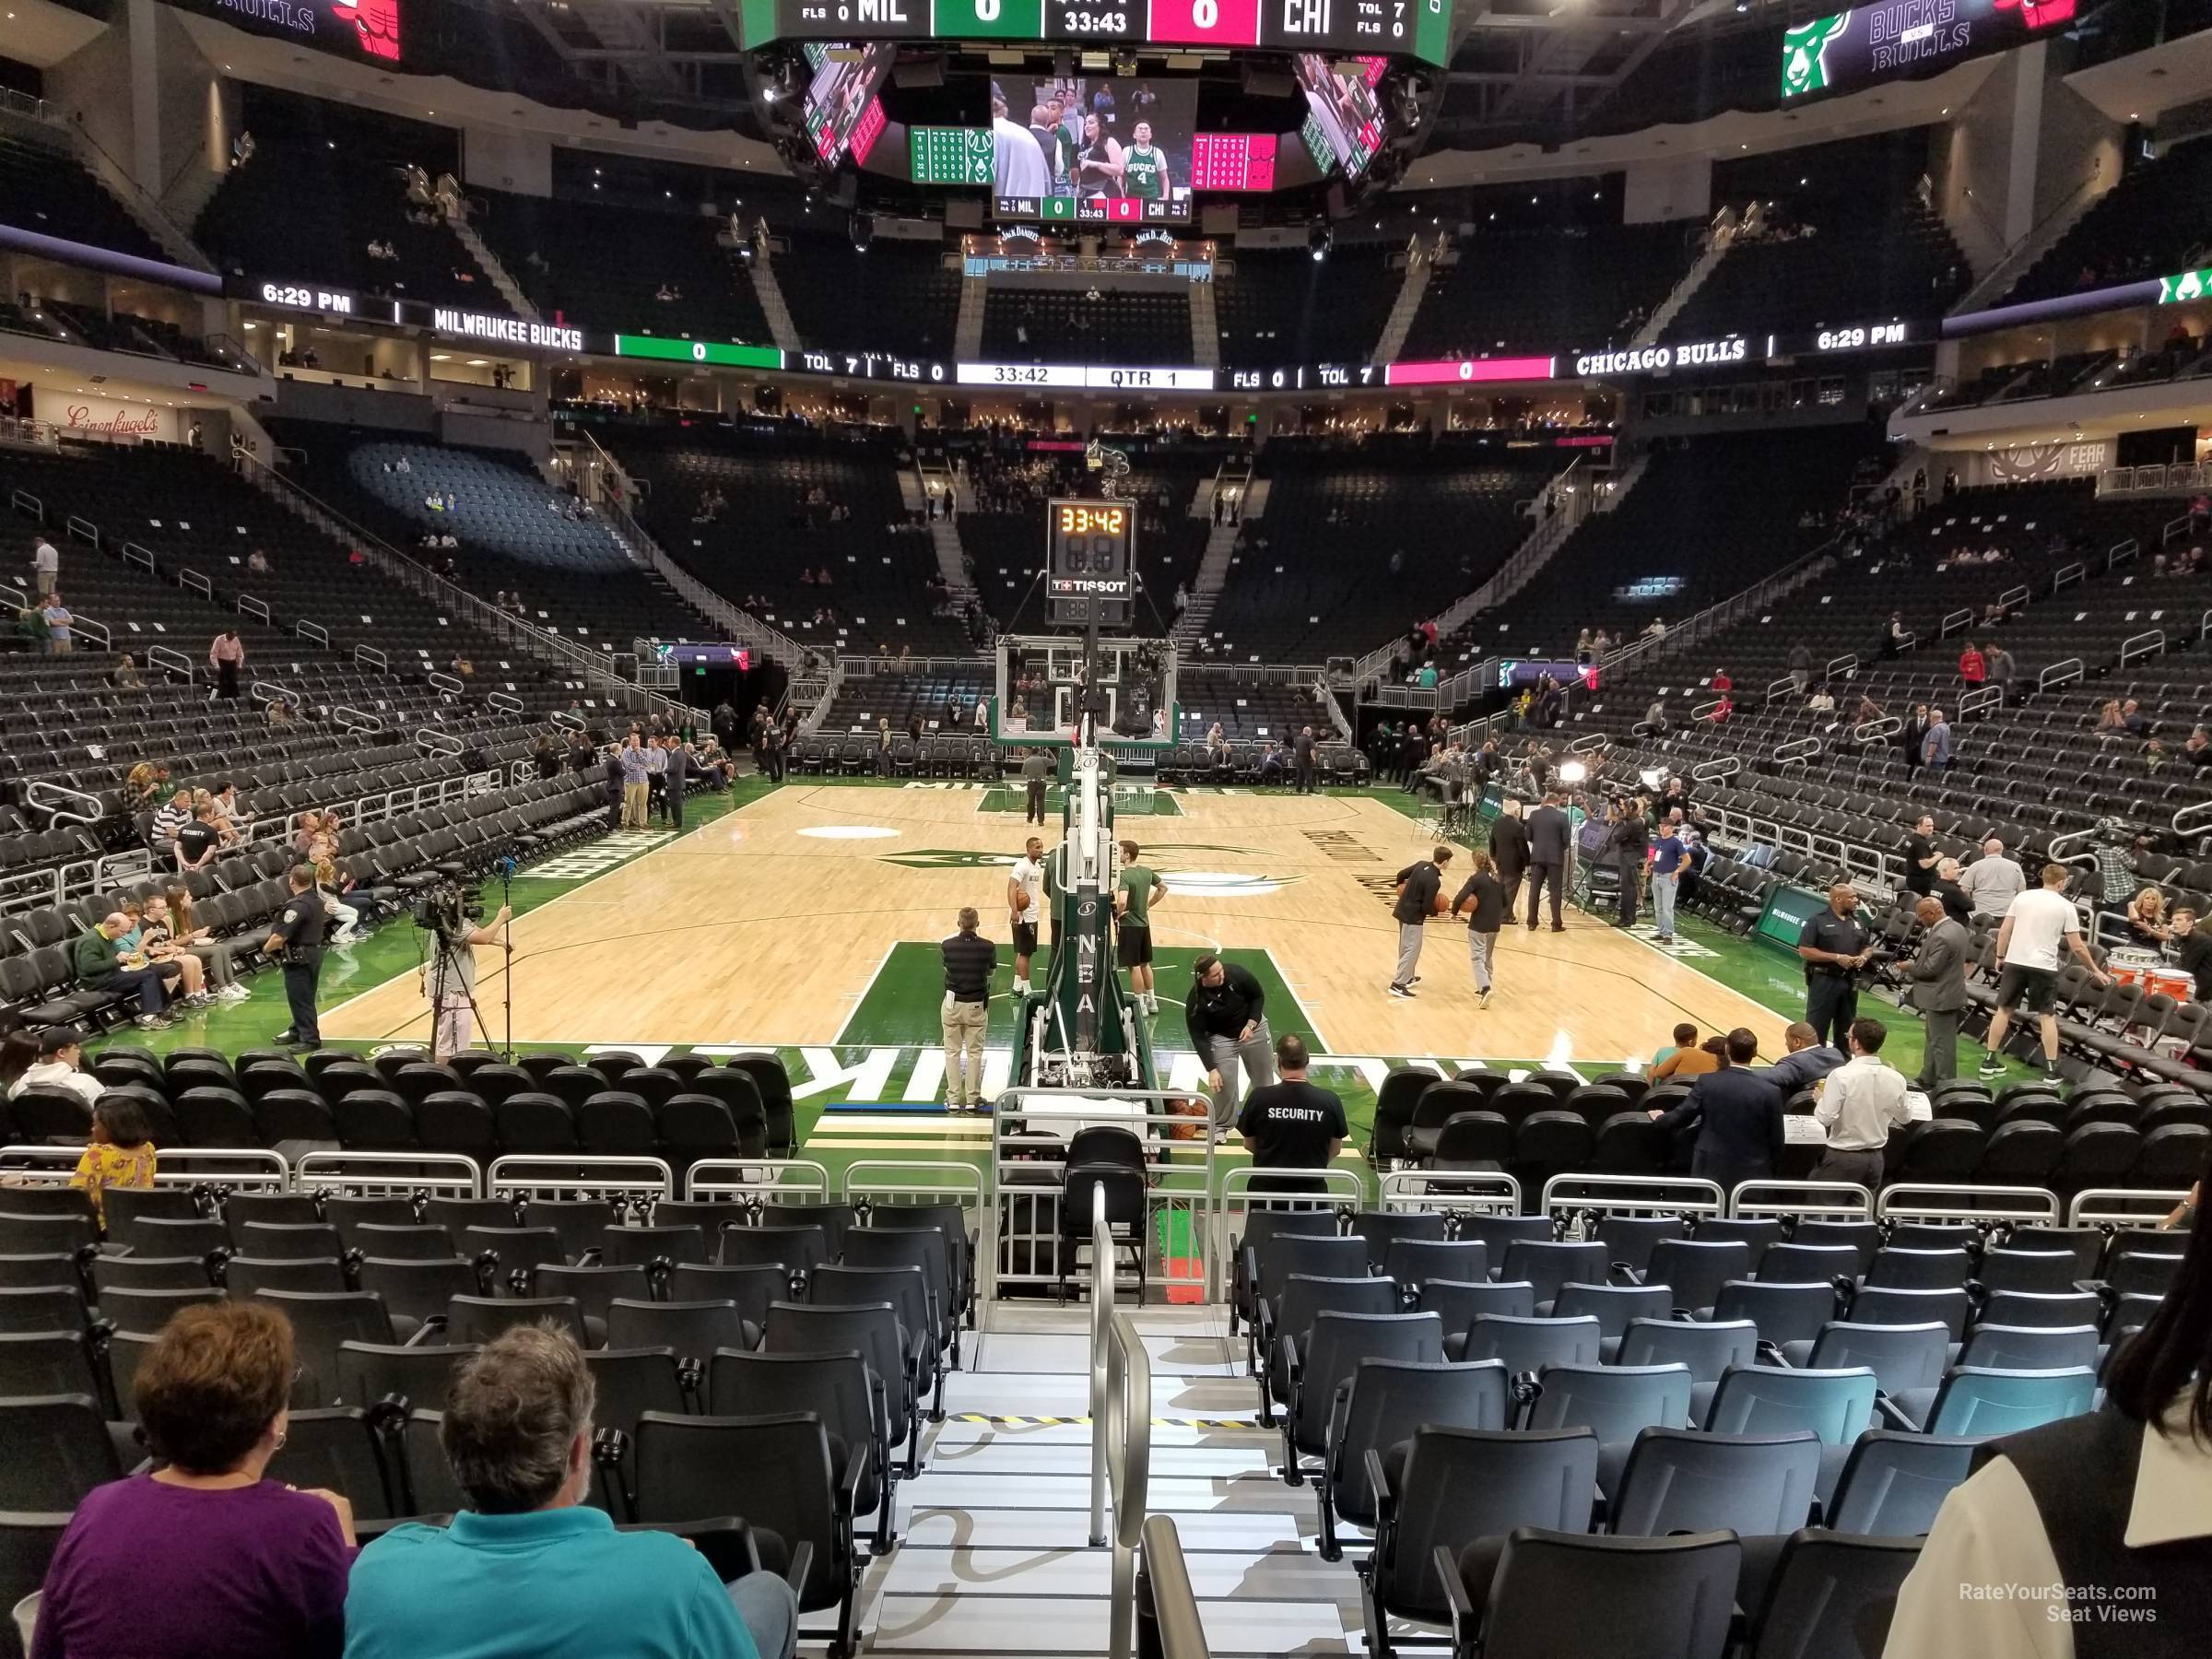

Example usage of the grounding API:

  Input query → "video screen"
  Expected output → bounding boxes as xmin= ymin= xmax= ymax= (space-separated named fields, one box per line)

xmin=992 ymin=75 xmax=1196 ymax=223
xmin=804 ymin=42 xmax=892 ymax=168
xmin=1295 ymin=54 xmax=1384 ymax=180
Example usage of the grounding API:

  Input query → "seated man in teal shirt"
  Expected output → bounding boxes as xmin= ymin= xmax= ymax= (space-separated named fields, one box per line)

xmin=344 ymin=1326 xmax=798 ymax=1659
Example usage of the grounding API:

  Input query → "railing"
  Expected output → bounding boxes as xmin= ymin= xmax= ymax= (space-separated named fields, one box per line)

xmin=1772 ymin=735 xmax=1823 ymax=767
xmin=354 ymin=644 xmax=389 ymax=673
xmin=0 ymin=1145 xmax=287 ymax=1192
xmin=2105 ymin=536 xmax=2138 ymax=571
xmin=296 ymin=619 xmax=330 ymax=647
xmin=234 ymin=446 xmax=677 ymax=716
xmin=295 ymin=1149 xmax=483 ymax=1200
xmin=1100 ymin=1310 xmax=1153 ymax=1659
xmin=1877 ymin=1182 xmax=2059 ymax=1227
xmin=1958 ymin=684 xmax=2002 ymax=721
xmin=2067 ymin=1188 xmax=2191 ymax=1228
xmin=178 ymin=566 xmax=212 ymax=597
xmin=417 ymin=728 xmax=463 ymax=757
xmin=2051 ymin=561 xmax=2086 ymax=594
xmin=2039 ymin=658 xmax=2084 ymax=690
xmin=66 ymin=514 xmax=100 ymax=547
xmin=2098 ymin=464 xmax=2212 ymax=499
xmin=1938 ymin=607 xmax=1971 ymax=638
xmin=1595 ymin=535 xmax=1842 ymax=687
xmin=238 ymin=595 xmax=271 ymax=623
xmin=1088 ymin=1182 xmax=1116 ymax=1549
xmin=489 ymin=1154 xmax=675 ymax=1205
xmin=686 ymin=1159 xmax=834 ymax=1204
xmin=9 ymin=487 xmax=43 ymax=519
xmin=1543 ymin=1172 xmax=1727 ymax=1226
xmin=1729 ymin=1179 xmax=1875 ymax=1222
xmin=0 ymin=415 xmax=58 ymax=451
xmin=332 ymin=704 xmax=385 ymax=734
xmin=1135 ymin=1517 xmax=1209 ymax=1659
xmin=145 ymin=643 xmax=193 ymax=682
xmin=566 ymin=424 xmax=802 ymax=667
xmin=2173 ymin=795 xmax=2212 ymax=841
xmin=2119 ymin=629 xmax=2166 ymax=667
xmin=24 ymin=780 xmax=105 ymax=827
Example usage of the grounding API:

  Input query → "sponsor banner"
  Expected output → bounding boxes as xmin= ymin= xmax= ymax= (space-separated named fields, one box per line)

xmin=186 ymin=0 xmax=403 ymax=64
xmin=32 ymin=391 xmax=176 ymax=443
xmin=1782 ymin=0 xmax=2076 ymax=102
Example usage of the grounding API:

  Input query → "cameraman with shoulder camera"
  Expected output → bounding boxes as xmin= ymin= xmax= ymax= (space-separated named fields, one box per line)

xmin=422 ymin=889 xmax=512 ymax=1062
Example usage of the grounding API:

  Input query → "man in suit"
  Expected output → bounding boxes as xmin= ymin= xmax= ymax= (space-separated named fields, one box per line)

xmin=1648 ymin=1028 xmax=1783 ymax=1190
xmin=1292 ymin=725 xmax=1317 ymax=794
xmin=1524 ymin=791 xmax=1572 ymax=931
xmin=1904 ymin=894 xmax=1971 ymax=1088
xmin=661 ymin=736 xmax=689 ymax=831
xmin=1488 ymin=796 xmax=1531 ymax=917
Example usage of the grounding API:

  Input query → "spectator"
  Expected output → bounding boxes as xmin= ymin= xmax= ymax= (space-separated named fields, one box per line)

xmin=1906 ymin=894 xmax=1973 ymax=1088
xmin=41 ymin=592 xmax=71 ymax=654
xmin=110 ymin=653 xmax=143 ymax=689
xmin=70 ymin=1092 xmax=157 ymax=1225
xmin=31 ymin=530 xmax=58 ymax=597
xmin=1810 ymin=1018 xmax=1912 ymax=1188
xmin=2120 ymin=698 xmax=2149 ymax=737
xmin=1648 ymin=1028 xmax=1783 ymax=1190
xmin=1920 ymin=707 xmax=1953 ymax=771
xmin=75 ymin=910 xmax=181 ymax=1029
xmin=1980 ymin=864 xmax=2112 ymax=1079
xmin=9 ymin=1024 xmax=102 ymax=1108
xmin=148 ymin=785 xmax=194 ymax=854
xmin=1957 ymin=641 xmax=1985 ymax=685
xmin=1788 ymin=641 xmax=1811 ymax=694
xmin=0 ymin=1029 xmax=35 ymax=1097
xmin=1759 ymin=1020 xmax=1847 ymax=1092
xmin=2170 ymin=908 xmax=2212 ymax=1002
xmin=1900 ymin=703 xmax=1929 ymax=775
xmin=1900 ymin=813 xmax=1940 ymax=897
xmin=2092 ymin=831 xmax=2139 ymax=913
xmin=155 ymin=888 xmax=251 ymax=1005
xmin=174 ymin=802 xmax=224 ymax=874
xmin=247 ymin=547 xmax=270 ymax=574
xmin=1958 ymin=837 xmax=2023 ymax=924
xmin=345 ymin=1324 xmax=798 ymax=1659
xmin=1651 ymin=1022 xmax=1720 ymax=1080
xmin=2124 ymin=887 xmax=2171 ymax=947
xmin=29 ymin=1302 xmax=355 ymax=1659
xmin=209 ymin=628 xmax=246 ymax=700
xmin=1983 ymin=640 xmax=2015 ymax=694
xmin=2185 ymin=726 xmax=2212 ymax=771
xmin=1931 ymin=857 xmax=1973 ymax=926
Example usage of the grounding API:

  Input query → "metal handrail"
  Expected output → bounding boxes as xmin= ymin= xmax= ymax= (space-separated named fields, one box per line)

xmin=0 ymin=1145 xmax=288 ymax=1192
xmin=1135 ymin=1516 xmax=1210 ymax=1659
xmin=1089 ymin=1181 xmax=1114 ymax=1549
xmin=1876 ymin=1182 xmax=2059 ymax=1226
xmin=2039 ymin=658 xmax=2084 ymax=690
xmin=1729 ymin=1179 xmax=1875 ymax=1221
xmin=295 ymin=1149 xmax=483 ymax=1198
xmin=489 ymin=1153 xmax=675 ymax=1202
xmin=1103 ymin=1310 xmax=1153 ymax=1659
xmin=685 ymin=1159 xmax=833 ymax=1202
xmin=144 ymin=643 xmax=193 ymax=682
xmin=2119 ymin=629 xmax=2166 ymax=666
xmin=2066 ymin=1188 xmax=2191 ymax=1228
xmin=1542 ymin=1172 xmax=1726 ymax=1222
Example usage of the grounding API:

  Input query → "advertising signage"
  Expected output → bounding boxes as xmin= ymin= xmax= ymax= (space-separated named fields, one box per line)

xmin=1781 ymin=0 xmax=2076 ymax=103
xmin=182 ymin=0 xmax=403 ymax=64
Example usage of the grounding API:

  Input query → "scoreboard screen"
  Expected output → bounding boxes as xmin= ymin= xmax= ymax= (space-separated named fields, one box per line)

xmin=912 ymin=125 xmax=995 ymax=184
xmin=746 ymin=0 xmax=1455 ymax=65
xmin=1189 ymin=134 xmax=1277 ymax=192
xmin=1296 ymin=53 xmax=1384 ymax=179
xmin=1046 ymin=497 xmax=1135 ymax=628
xmin=803 ymin=42 xmax=893 ymax=167
xmin=994 ymin=74 xmax=1195 ymax=224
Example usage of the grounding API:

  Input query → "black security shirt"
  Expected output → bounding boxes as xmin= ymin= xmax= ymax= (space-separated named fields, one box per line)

xmin=1902 ymin=833 xmax=1936 ymax=895
xmin=1798 ymin=907 xmax=1870 ymax=980
xmin=1236 ymin=1080 xmax=1347 ymax=1169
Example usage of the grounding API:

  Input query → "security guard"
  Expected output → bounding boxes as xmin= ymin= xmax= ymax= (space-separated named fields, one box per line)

xmin=1795 ymin=878 xmax=1874 ymax=1052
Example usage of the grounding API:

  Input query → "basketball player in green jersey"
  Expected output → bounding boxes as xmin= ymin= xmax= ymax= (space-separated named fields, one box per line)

xmin=1121 ymin=121 xmax=1171 ymax=205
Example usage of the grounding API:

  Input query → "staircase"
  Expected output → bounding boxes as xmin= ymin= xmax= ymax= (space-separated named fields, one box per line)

xmin=1187 ymin=278 xmax=1220 ymax=368
xmin=449 ymin=210 xmax=536 ymax=320
xmin=1633 ymin=236 xmax=1730 ymax=347
xmin=955 ymin=276 xmax=990 ymax=360
xmin=748 ymin=243 xmax=803 ymax=351
xmin=1173 ymin=520 xmax=1240 ymax=648
xmin=1372 ymin=246 xmax=1433 ymax=363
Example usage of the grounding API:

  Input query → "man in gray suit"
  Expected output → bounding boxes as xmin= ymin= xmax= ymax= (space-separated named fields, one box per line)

xmin=1905 ymin=894 xmax=1971 ymax=1088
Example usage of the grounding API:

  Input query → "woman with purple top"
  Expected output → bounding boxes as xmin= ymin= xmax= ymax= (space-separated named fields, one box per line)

xmin=30 ymin=1301 xmax=355 ymax=1659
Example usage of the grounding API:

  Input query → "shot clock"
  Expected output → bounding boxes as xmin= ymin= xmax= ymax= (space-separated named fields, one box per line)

xmin=1046 ymin=497 xmax=1135 ymax=629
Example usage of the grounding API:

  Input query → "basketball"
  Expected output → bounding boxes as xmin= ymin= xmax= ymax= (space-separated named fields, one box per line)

xmin=1014 ymin=889 xmax=1032 ymax=912
xmin=1434 ymin=893 xmax=1451 ymax=916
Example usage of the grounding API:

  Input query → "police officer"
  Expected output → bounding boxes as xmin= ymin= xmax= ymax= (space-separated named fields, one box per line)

xmin=262 ymin=863 xmax=328 ymax=1051
xmin=1795 ymin=879 xmax=1874 ymax=1051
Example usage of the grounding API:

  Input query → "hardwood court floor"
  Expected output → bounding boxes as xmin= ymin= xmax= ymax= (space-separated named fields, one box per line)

xmin=320 ymin=783 xmax=1793 ymax=1063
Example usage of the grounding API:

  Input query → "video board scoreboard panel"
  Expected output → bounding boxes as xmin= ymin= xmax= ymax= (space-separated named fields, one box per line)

xmin=741 ymin=0 xmax=1455 ymax=65
xmin=912 ymin=125 xmax=996 ymax=183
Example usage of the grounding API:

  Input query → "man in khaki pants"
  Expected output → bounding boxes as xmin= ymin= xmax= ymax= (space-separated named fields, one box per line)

xmin=940 ymin=906 xmax=995 ymax=1112
xmin=618 ymin=734 xmax=651 ymax=830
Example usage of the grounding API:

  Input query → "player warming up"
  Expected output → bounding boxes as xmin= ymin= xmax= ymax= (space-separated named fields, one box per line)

xmin=1008 ymin=835 xmax=1047 ymax=996
xmin=1115 ymin=840 xmax=1167 ymax=1016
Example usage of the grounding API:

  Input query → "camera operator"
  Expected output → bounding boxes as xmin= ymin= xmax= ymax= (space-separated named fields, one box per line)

xmin=423 ymin=894 xmax=512 ymax=1062
xmin=1606 ymin=793 xmax=1649 ymax=929
xmin=1795 ymin=879 xmax=1874 ymax=1051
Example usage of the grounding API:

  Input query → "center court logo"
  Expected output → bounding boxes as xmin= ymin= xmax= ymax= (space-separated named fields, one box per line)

xmin=881 ymin=841 xmax=1274 ymax=871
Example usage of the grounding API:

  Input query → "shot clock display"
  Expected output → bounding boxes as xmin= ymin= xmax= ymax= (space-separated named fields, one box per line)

xmin=1046 ymin=496 xmax=1135 ymax=629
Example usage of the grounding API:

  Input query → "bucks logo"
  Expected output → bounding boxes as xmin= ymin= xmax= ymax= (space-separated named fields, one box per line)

xmin=883 ymin=841 xmax=1269 ymax=870
xmin=1782 ymin=11 xmax=1851 ymax=99
xmin=2160 ymin=268 xmax=2211 ymax=305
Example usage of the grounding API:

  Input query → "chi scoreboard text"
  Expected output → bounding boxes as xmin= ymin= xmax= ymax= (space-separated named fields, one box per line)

xmin=744 ymin=0 xmax=1454 ymax=65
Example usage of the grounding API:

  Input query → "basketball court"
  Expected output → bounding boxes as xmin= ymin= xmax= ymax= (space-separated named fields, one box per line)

xmin=318 ymin=782 xmax=1794 ymax=1147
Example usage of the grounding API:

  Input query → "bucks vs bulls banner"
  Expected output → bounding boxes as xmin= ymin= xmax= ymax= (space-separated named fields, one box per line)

xmin=182 ymin=0 xmax=403 ymax=65
xmin=1782 ymin=0 xmax=2075 ymax=102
